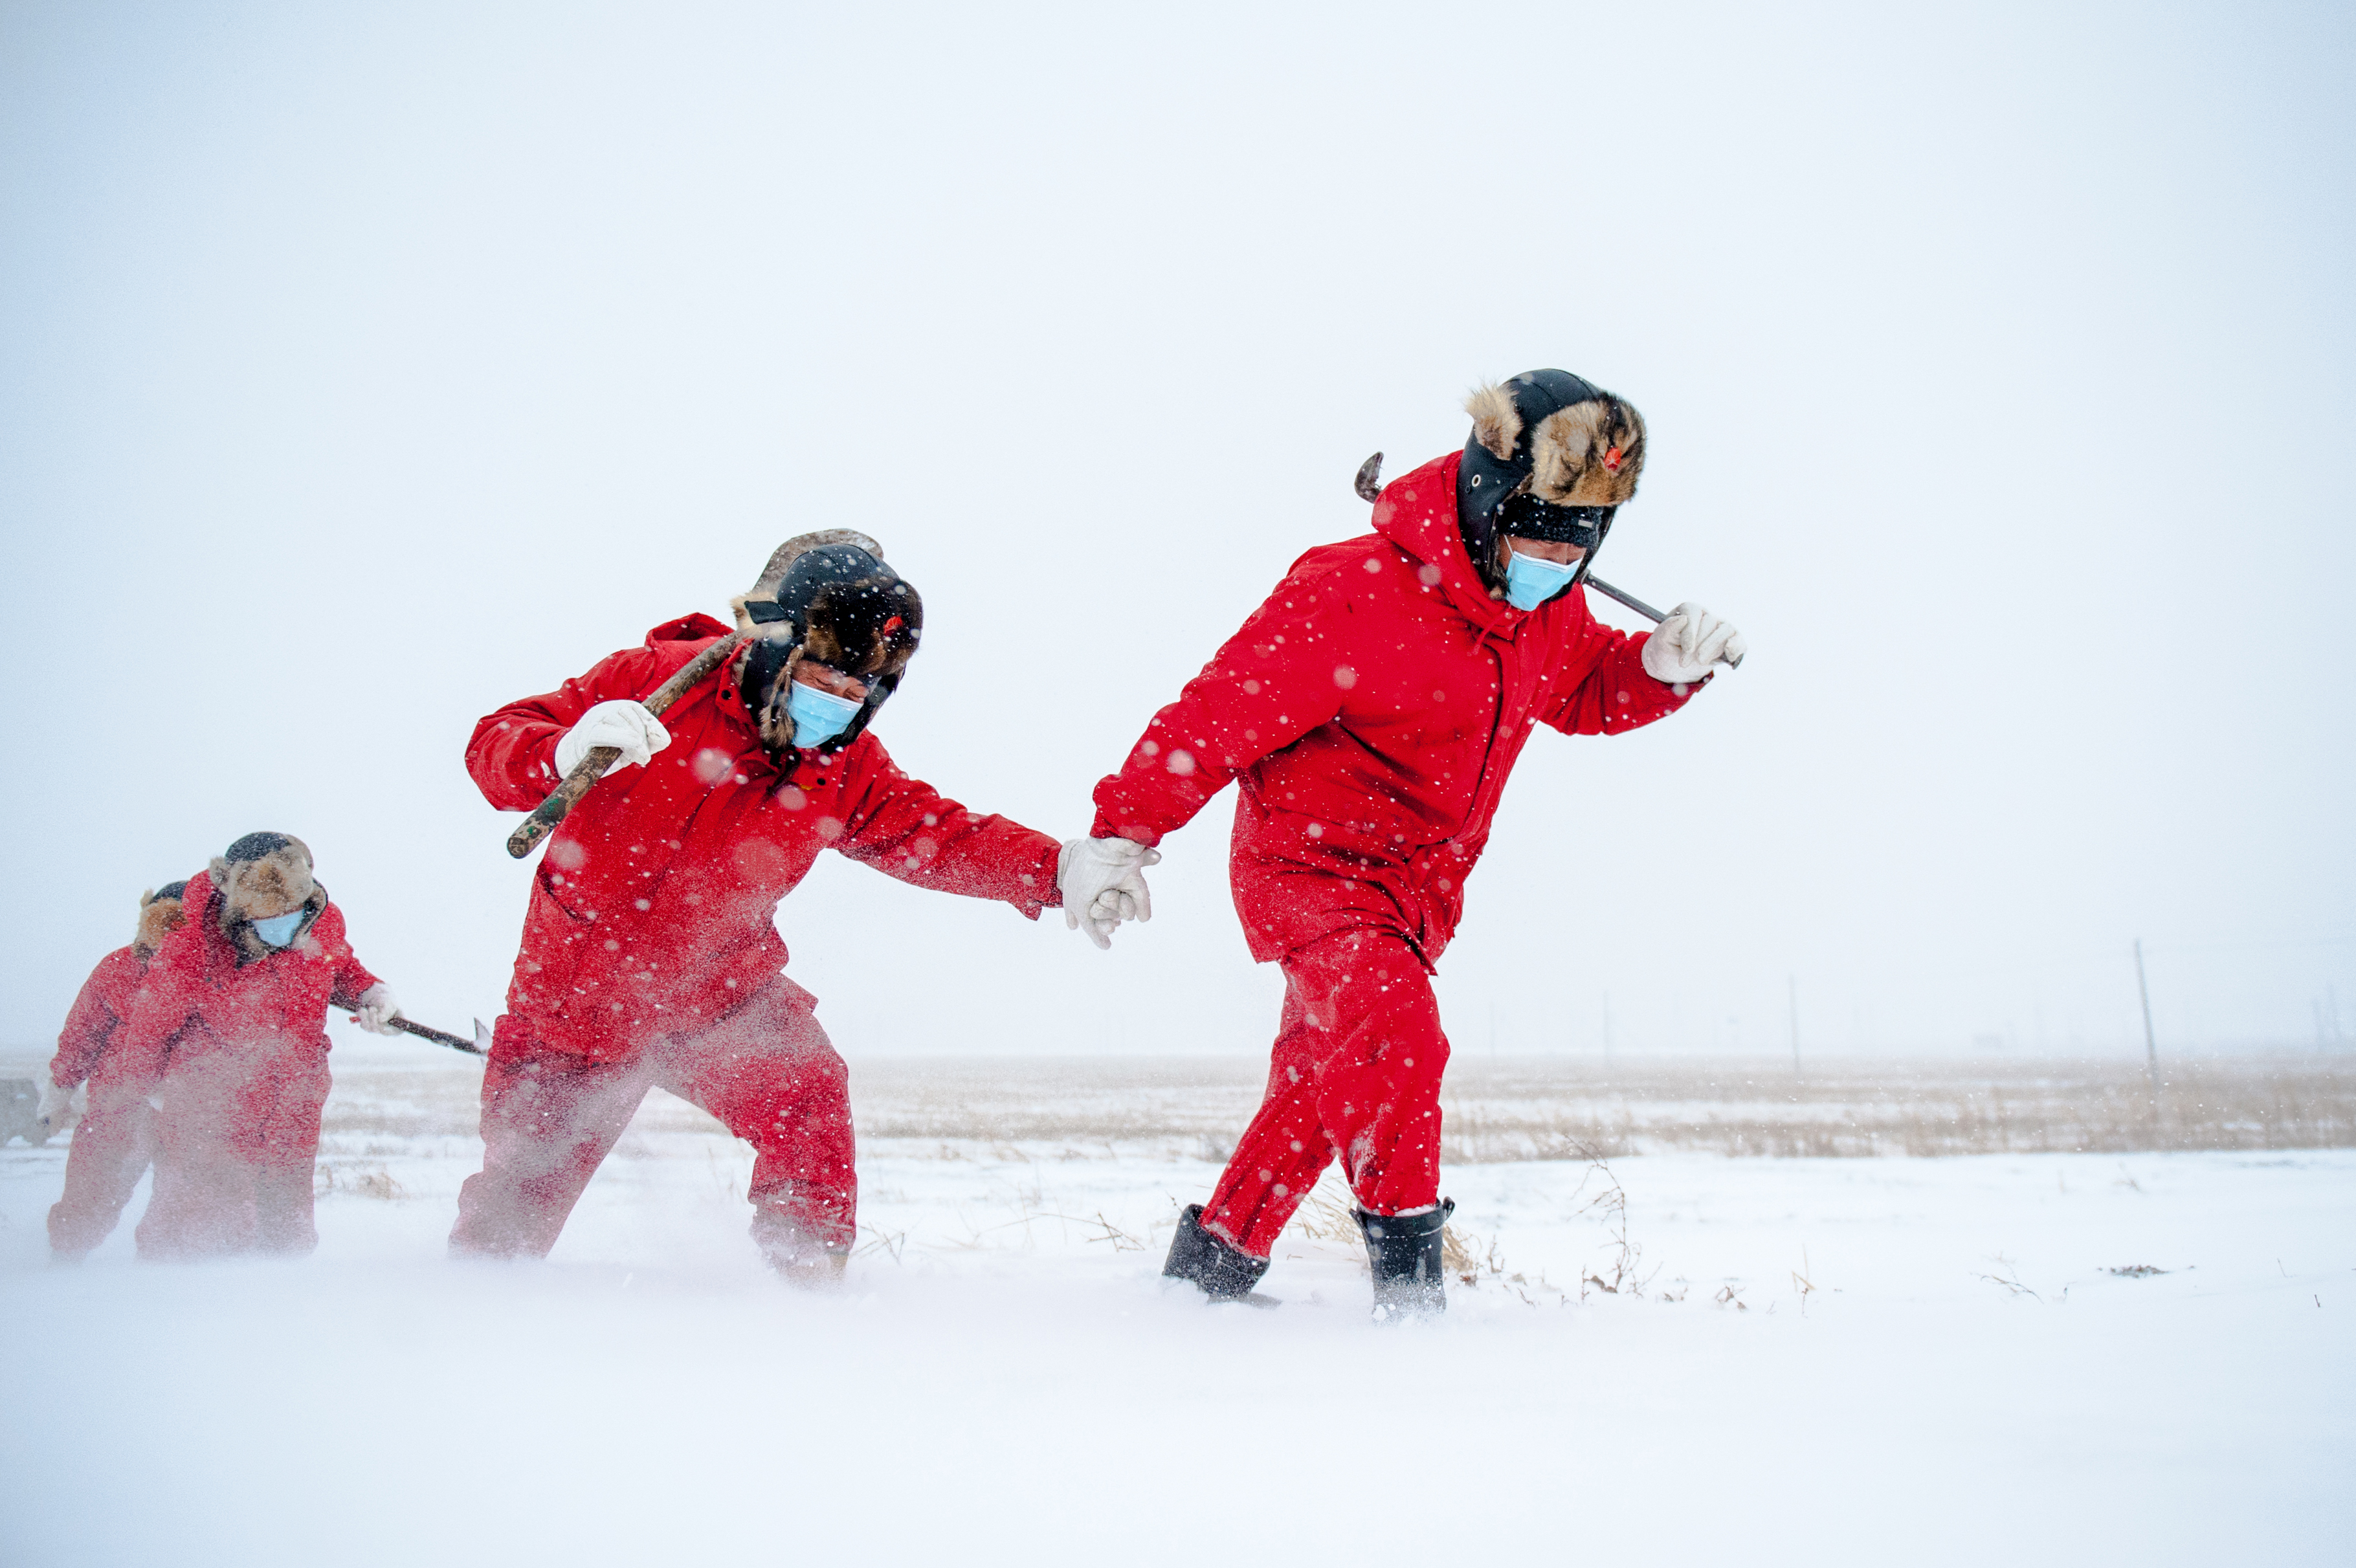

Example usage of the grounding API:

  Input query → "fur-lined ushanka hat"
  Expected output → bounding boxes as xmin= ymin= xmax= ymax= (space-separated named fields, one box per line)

xmin=132 ymin=879 xmax=190 ymax=957
xmin=729 ymin=530 xmax=923 ymax=756
xmin=1458 ymin=370 xmax=1647 ymax=593
xmin=210 ymin=832 xmax=327 ymax=964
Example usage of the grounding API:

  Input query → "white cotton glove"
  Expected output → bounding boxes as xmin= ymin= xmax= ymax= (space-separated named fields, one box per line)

xmin=1641 ymin=602 xmax=1747 ymax=684
xmin=554 ymin=700 xmax=671 ymax=778
xmin=353 ymin=984 xmax=405 ymax=1037
xmin=1058 ymin=837 xmax=1161 ymax=950
xmin=35 ymin=1079 xmax=79 ymax=1138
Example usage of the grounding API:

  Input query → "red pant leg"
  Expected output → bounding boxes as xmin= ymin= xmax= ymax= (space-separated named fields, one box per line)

xmin=138 ymin=1037 xmax=330 ymax=1260
xmin=657 ymin=978 xmax=856 ymax=1255
xmin=1199 ymin=963 xmax=1334 ymax=1255
xmin=1203 ymin=927 xmax=1450 ymax=1257
xmin=449 ymin=1018 xmax=652 ymax=1259
xmin=252 ymin=1057 xmax=331 ymax=1255
xmin=48 ymin=1094 xmax=153 ymax=1259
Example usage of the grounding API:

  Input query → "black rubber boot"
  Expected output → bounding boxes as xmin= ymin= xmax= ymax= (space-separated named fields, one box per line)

xmin=1355 ymin=1198 xmax=1454 ymax=1319
xmin=1162 ymin=1203 xmax=1272 ymax=1301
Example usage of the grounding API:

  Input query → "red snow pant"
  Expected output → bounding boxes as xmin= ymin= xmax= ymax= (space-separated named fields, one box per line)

xmin=449 ymin=977 xmax=855 ymax=1261
xmin=47 ymin=1093 xmax=153 ymax=1259
xmin=135 ymin=1038 xmax=331 ymax=1260
xmin=1201 ymin=925 xmax=1450 ymax=1258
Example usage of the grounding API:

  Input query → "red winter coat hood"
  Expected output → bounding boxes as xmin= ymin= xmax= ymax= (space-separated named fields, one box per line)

xmin=1092 ymin=450 xmax=1700 ymax=965
xmin=1367 ymin=451 xmax=1522 ymax=640
xmin=468 ymin=614 xmax=1064 ymax=1060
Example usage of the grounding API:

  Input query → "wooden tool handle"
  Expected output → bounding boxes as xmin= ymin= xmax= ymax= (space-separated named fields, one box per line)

xmin=504 ymin=631 xmax=748 ymax=860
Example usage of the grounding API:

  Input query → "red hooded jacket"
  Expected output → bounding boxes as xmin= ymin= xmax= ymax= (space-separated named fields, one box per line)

xmin=50 ymin=947 xmax=149 ymax=1092
xmin=467 ymin=613 xmax=1065 ymax=1061
xmin=1091 ymin=450 xmax=1699 ymax=966
xmin=106 ymin=872 xmax=381 ymax=1092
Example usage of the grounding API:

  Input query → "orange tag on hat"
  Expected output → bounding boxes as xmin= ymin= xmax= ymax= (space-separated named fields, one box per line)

xmin=1603 ymin=446 xmax=1623 ymax=472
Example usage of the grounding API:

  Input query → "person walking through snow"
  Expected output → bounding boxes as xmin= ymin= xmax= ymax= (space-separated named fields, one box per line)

xmin=1087 ymin=371 xmax=1745 ymax=1314
xmin=43 ymin=879 xmax=190 ymax=1257
xmin=102 ymin=834 xmax=405 ymax=1259
xmin=450 ymin=531 xmax=1151 ymax=1282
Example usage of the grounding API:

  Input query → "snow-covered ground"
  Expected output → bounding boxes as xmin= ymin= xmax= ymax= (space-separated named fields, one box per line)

xmin=1 ymin=1050 xmax=2348 ymax=1565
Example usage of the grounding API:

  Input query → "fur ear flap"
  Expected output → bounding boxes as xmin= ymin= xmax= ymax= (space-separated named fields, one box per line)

xmin=1528 ymin=397 xmax=1647 ymax=506
xmin=1465 ymin=382 xmax=1524 ymax=461
xmin=729 ymin=592 xmax=799 ymax=640
xmin=133 ymin=889 xmax=186 ymax=955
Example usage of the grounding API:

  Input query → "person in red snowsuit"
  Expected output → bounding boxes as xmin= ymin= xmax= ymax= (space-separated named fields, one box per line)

xmin=451 ymin=530 xmax=1148 ymax=1281
xmin=1095 ymin=370 xmax=1746 ymax=1312
xmin=103 ymin=834 xmax=405 ymax=1259
xmin=43 ymin=881 xmax=190 ymax=1257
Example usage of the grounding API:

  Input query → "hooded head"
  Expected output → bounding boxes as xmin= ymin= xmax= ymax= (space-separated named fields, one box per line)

xmin=729 ymin=530 xmax=924 ymax=756
xmin=132 ymin=879 xmax=190 ymax=958
xmin=1457 ymin=370 xmax=1647 ymax=595
xmin=210 ymin=832 xmax=326 ymax=964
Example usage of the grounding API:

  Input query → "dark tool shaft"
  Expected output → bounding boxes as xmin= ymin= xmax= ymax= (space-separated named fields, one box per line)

xmin=506 ymin=630 xmax=748 ymax=858
xmin=355 ymin=1014 xmax=487 ymax=1056
xmin=1583 ymin=574 xmax=1743 ymax=670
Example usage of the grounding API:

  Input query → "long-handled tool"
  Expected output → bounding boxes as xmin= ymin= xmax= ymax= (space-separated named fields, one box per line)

xmin=1581 ymin=573 xmax=1744 ymax=670
xmin=505 ymin=631 xmax=749 ymax=859
xmin=348 ymin=1012 xmax=495 ymax=1057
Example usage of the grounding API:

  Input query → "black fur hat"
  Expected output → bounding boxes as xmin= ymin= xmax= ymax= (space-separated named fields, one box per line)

xmin=730 ymin=531 xmax=923 ymax=755
xmin=1457 ymin=371 xmax=1647 ymax=593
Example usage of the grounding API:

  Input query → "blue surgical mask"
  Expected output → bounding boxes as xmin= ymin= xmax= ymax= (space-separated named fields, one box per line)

xmin=786 ymin=681 xmax=865 ymax=749
xmin=250 ymin=909 xmax=305 ymax=947
xmin=1504 ymin=547 xmax=1583 ymax=611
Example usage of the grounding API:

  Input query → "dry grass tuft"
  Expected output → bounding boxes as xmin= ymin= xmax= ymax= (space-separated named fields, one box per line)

xmin=315 ymin=1162 xmax=405 ymax=1200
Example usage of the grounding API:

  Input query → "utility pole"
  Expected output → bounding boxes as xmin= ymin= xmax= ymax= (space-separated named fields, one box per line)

xmin=2134 ymin=938 xmax=2159 ymax=1092
xmin=1603 ymin=991 xmax=1614 ymax=1068
xmin=1788 ymin=975 xmax=1801 ymax=1076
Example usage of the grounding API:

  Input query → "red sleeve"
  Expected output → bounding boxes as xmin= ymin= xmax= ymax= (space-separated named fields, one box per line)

xmin=1540 ymin=624 xmax=1701 ymax=736
xmin=48 ymin=951 xmax=134 ymax=1090
xmin=827 ymin=740 xmax=1064 ymax=919
xmin=465 ymin=643 xmax=684 ymax=812
xmin=315 ymin=905 xmax=383 ymax=1011
xmin=1089 ymin=564 xmax=1355 ymax=847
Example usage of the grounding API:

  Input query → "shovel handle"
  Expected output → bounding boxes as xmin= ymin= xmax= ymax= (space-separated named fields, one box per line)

xmin=503 ymin=631 xmax=748 ymax=859
xmin=506 ymin=748 xmax=617 ymax=858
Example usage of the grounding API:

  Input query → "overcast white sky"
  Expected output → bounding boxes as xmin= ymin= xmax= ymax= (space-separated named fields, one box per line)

xmin=3 ymin=1 xmax=2350 ymax=1061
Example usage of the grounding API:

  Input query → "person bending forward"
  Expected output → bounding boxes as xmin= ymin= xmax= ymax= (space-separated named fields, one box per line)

xmin=106 ymin=835 xmax=405 ymax=1259
xmin=451 ymin=531 xmax=1148 ymax=1282
xmin=43 ymin=879 xmax=188 ymax=1257
xmin=1088 ymin=371 xmax=1744 ymax=1314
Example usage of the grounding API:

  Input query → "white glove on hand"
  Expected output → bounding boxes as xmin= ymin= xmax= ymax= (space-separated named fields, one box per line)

xmin=36 ymin=1079 xmax=78 ymax=1137
xmin=554 ymin=700 xmax=671 ymax=778
xmin=1641 ymin=602 xmax=1747 ymax=684
xmin=1058 ymin=837 xmax=1161 ymax=950
xmin=354 ymin=984 xmax=405 ymax=1037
